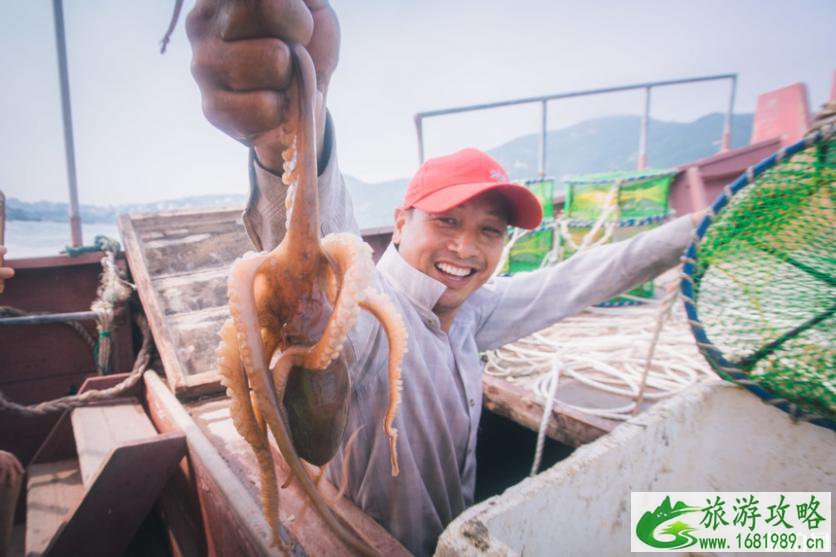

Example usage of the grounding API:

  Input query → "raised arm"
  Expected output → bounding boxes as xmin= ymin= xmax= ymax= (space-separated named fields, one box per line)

xmin=187 ymin=0 xmax=338 ymax=171
xmin=474 ymin=215 xmax=696 ymax=351
xmin=186 ymin=0 xmax=355 ymax=250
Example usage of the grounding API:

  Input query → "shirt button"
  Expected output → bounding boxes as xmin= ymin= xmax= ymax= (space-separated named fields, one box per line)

xmin=469 ymin=398 xmax=475 ymax=407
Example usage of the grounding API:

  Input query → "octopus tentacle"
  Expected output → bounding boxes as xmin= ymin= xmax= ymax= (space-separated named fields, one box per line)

xmin=359 ymin=291 xmax=408 ymax=477
xmin=228 ymin=253 xmax=378 ymax=556
xmin=219 ymin=39 xmax=407 ymax=555
xmin=303 ymin=233 xmax=375 ymax=369
xmin=217 ymin=318 xmax=282 ymax=547
xmin=298 ymin=425 xmax=364 ymax=522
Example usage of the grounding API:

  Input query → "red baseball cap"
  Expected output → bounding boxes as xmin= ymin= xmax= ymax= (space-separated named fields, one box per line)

xmin=402 ymin=148 xmax=543 ymax=229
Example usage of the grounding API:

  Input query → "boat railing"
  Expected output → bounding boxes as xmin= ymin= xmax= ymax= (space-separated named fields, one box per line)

xmin=414 ymin=73 xmax=737 ymax=176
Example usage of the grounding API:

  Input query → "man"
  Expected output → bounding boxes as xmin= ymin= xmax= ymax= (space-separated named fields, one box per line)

xmin=186 ymin=2 xmax=699 ymax=554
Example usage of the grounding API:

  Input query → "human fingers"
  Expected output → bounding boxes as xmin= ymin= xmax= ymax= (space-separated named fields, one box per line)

xmin=302 ymin=0 xmax=339 ymax=90
xmin=0 ymin=267 xmax=13 ymax=280
xmin=191 ymin=37 xmax=293 ymax=93
xmin=215 ymin=0 xmax=313 ymax=44
xmin=200 ymin=89 xmax=288 ymax=145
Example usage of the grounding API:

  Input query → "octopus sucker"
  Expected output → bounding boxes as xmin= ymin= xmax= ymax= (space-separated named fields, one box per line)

xmin=218 ymin=42 xmax=407 ymax=556
xmin=227 ymin=253 xmax=375 ymax=555
xmin=359 ymin=291 xmax=408 ymax=477
xmin=218 ymin=320 xmax=283 ymax=548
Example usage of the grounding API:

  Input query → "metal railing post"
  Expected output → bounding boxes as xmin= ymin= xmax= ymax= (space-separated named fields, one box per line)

xmin=52 ymin=0 xmax=83 ymax=247
xmin=415 ymin=115 xmax=425 ymax=165
xmin=538 ymin=100 xmax=548 ymax=178
xmin=413 ymin=73 xmax=738 ymax=175
xmin=721 ymin=75 xmax=737 ymax=152
xmin=638 ymin=86 xmax=651 ymax=170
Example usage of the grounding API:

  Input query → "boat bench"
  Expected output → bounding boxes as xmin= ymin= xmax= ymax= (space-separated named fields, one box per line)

xmin=25 ymin=374 xmax=185 ymax=557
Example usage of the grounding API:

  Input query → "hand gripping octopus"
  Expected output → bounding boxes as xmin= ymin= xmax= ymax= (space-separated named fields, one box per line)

xmin=215 ymin=44 xmax=407 ymax=554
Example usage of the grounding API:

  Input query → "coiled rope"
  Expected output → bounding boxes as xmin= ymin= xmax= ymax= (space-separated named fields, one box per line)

xmin=0 ymin=313 xmax=153 ymax=417
xmin=486 ymin=270 xmax=714 ymax=474
xmin=90 ymin=244 xmax=134 ymax=373
xmin=0 ymin=238 xmax=152 ymax=417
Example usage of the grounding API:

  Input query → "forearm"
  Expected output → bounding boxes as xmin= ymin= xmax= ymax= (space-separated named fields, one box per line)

xmin=475 ymin=215 xmax=695 ymax=350
xmin=242 ymin=113 xmax=360 ymax=251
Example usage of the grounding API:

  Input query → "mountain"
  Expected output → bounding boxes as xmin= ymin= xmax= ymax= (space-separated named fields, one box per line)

xmin=6 ymin=194 xmax=247 ymax=224
xmin=344 ymin=176 xmax=408 ymax=229
xmin=6 ymin=112 xmax=754 ymax=229
xmin=487 ymin=112 xmax=754 ymax=188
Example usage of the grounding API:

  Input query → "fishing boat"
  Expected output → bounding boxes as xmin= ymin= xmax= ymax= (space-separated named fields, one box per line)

xmin=1 ymin=5 xmax=833 ymax=553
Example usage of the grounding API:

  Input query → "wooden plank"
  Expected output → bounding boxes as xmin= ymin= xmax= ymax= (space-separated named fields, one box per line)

xmin=482 ymin=374 xmax=616 ymax=447
xmin=142 ymin=229 xmax=247 ymax=277
xmin=70 ymin=399 xmax=158 ymax=487
xmin=166 ymin=309 xmax=228 ymax=381
xmin=129 ymin=207 xmax=243 ymax=234
xmin=25 ymin=374 xmax=140 ymax=468
xmin=120 ymin=213 xmax=192 ymax=396
xmin=144 ymin=371 xmax=408 ymax=556
xmin=153 ymin=268 xmax=228 ymax=316
xmin=143 ymin=370 xmax=285 ymax=555
xmin=142 ymin=374 xmax=207 ymax=557
xmin=190 ymin=396 xmax=409 ymax=556
xmin=25 ymin=459 xmax=84 ymax=556
xmin=119 ymin=210 xmax=246 ymax=398
xmin=44 ymin=433 xmax=186 ymax=557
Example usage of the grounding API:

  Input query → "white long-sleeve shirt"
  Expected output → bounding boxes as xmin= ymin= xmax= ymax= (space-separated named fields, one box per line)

xmin=242 ymin=117 xmax=694 ymax=556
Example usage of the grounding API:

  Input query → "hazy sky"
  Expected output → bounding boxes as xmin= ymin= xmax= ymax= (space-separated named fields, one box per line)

xmin=0 ymin=0 xmax=833 ymax=206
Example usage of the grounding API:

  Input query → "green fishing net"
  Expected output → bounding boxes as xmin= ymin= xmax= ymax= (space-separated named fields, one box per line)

xmin=684 ymin=129 xmax=835 ymax=425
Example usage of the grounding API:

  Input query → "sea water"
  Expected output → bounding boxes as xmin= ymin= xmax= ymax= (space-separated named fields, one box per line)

xmin=4 ymin=220 xmax=121 ymax=258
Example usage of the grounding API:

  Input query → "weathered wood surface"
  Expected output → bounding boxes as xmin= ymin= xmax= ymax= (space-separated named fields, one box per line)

xmin=142 ymin=371 xmax=208 ymax=557
xmin=71 ymin=398 xmax=158 ymax=487
xmin=27 ymin=374 xmax=141 ymax=468
xmin=25 ymin=373 xmax=186 ymax=557
xmin=25 ymin=459 xmax=83 ymax=557
xmin=119 ymin=207 xmax=249 ymax=398
xmin=42 ymin=433 xmax=186 ymax=557
xmin=143 ymin=371 xmax=408 ymax=556
xmin=482 ymin=374 xmax=617 ymax=447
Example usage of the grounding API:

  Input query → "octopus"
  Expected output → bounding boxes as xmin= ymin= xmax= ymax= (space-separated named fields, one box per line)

xmin=215 ymin=44 xmax=407 ymax=554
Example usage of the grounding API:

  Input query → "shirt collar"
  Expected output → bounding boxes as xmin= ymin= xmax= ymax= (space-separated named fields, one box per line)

xmin=377 ymin=243 xmax=446 ymax=315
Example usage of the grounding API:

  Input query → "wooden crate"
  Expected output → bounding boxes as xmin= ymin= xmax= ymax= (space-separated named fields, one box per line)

xmin=119 ymin=207 xmax=248 ymax=399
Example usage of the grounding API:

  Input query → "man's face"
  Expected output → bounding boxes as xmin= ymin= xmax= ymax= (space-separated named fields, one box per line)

xmin=393 ymin=191 xmax=509 ymax=324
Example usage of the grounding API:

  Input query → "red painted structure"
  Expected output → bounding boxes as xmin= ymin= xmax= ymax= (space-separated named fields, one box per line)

xmin=0 ymin=252 xmax=134 ymax=466
xmin=669 ymin=81 xmax=814 ymax=216
xmin=751 ymin=83 xmax=811 ymax=147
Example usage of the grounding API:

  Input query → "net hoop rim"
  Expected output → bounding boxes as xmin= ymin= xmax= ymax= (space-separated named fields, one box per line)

xmin=679 ymin=123 xmax=835 ymax=431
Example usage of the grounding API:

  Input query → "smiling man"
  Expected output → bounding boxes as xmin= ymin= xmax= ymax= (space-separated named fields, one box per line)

xmin=393 ymin=148 xmax=542 ymax=331
xmin=187 ymin=1 xmax=697 ymax=554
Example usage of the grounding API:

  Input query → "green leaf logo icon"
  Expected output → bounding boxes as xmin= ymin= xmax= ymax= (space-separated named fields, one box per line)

xmin=636 ymin=496 xmax=701 ymax=549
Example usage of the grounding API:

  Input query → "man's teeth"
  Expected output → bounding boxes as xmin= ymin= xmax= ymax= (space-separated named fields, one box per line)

xmin=437 ymin=262 xmax=472 ymax=277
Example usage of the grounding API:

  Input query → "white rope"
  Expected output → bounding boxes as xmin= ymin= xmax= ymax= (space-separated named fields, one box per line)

xmin=485 ymin=275 xmax=713 ymax=424
xmin=91 ymin=248 xmax=134 ymax=373
xmin=0 ymin=242 xmax=147 ymax=417
xmin=0 ymin=314 xmax=153 ymax=417
xmin=530 ymin=357 xmax=562 ymax=476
